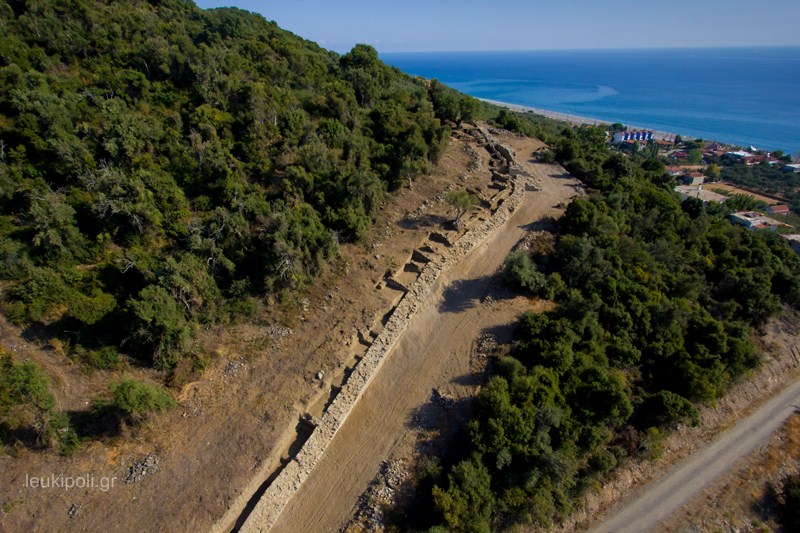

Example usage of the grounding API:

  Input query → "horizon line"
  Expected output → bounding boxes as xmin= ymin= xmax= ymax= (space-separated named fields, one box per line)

xmin=377 ymin=44 xmax=800 ymax=55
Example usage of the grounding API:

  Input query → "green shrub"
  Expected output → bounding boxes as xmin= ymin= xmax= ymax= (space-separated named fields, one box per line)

xmin=102 ymin=377 xmax=176 ymax=422
xmin=74 ymin=345 xmax=121 ymax=371
xmin=493 ymin=109 xmax=535 ymax=137
xmin=502 ymin=250 xmax=548 ymax=295
xmin=0 ymin=355 xmax=77 ymax=453
xmin=64 ymin=289 xmax=117 ymax=325
xmin=8 ymin=267 xmax=69 ymax=324
xmin=445 ymin=189 xmax=478 ymax=229
xmin=639 ymin=427 xmax=665 ymax=460
xmin=129 ymin=285 xmax=193 ymax=370
xmin=45 ymin=411 xmax=79 ymax=456
xmin=633 ymin=390 xmax=700 ymax=430
xmin=0 ymin=356 xmax=55 ymax=415
xmin=539 ymin=149 xmax=555 ymax=163
xmin=432 ymin=457 xmax=495 ymax=533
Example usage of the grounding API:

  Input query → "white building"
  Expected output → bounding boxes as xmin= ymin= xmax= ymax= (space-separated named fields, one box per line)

xmin=729 ymin=211 xmax=786 ymax=231
xmin=612 ymin=130 xmax=654 ymax=143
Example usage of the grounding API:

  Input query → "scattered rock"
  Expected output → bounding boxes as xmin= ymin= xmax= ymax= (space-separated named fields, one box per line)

xmin=343 ymin=460 xmax=411 ymax=531
xmin=381 ymin=460 xmax=410 ymax=490
xmin=68 ymin=503 xmax=81 ymax=519
xmin=475 ymin=333 xmax=498 ymax=356
xmin=125 ymin=454 xmax=159 ymax=483
xmin=265 ymin=325 xmax=293 ymax=342
xmin=316 ymin=370 xmax=325 ymax=380
xmin=224 ymin=358 xmax=245 ymax=377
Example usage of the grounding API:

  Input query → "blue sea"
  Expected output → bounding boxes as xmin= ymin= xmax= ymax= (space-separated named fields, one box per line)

xmin=382 ymin=47 xmax=800 ymax=153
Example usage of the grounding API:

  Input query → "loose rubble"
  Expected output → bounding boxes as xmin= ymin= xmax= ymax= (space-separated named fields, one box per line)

xmin=341 ymin=460 xmax=411 ymax=532
xmin=265 ymin=325 xmax=293 ymax=342
xmin=125 ymin=454 xmax=159 ymax=483
xmin=475 ymin=333 xmax=498 ymax=356
xmin=67 ymin=503 xmax=81 ymax=519
xmin=223 ymin=358 xmax=245 ymax=378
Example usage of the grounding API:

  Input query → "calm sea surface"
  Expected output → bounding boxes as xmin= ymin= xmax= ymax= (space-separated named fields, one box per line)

xmin=382 ymin=48 xmax=800 ymax=153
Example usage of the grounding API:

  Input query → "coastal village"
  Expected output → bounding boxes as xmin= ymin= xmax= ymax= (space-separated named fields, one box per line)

xmin=608 ymin=127 xmax=800 ymax=253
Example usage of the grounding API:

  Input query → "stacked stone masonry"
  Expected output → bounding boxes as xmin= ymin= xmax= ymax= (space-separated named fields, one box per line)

xmin=240 ymin=131 xmax=540 ymax=532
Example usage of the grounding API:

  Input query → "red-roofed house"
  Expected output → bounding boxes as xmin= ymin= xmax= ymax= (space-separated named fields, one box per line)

xmin=744 ymin=154 xmax=767 ymax=165
xmin=665 ymin=166 xmax=683 ymax=176
xmin=768 ymin=204 xmax=791 ymax=216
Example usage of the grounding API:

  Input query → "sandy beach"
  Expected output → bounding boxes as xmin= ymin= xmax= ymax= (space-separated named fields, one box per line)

xmin=481 ymin=98 xmax=685 ymax=142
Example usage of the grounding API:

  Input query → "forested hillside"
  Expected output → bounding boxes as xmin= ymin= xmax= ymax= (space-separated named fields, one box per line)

xmin=0 ymin=0 xmax=460 ymax=375
xmin=419 ymin=125 xmax=800 ymax=531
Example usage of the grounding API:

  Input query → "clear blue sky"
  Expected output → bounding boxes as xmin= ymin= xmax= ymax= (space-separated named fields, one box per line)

xmin=194 ymin=1 xmax=800 ymax=53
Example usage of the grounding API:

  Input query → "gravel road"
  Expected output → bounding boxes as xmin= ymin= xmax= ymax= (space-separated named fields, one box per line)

xmin=590 ymin=377 xmax=800 ymax=533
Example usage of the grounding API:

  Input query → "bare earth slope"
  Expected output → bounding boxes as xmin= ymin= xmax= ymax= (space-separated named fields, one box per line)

xmin=269 ymin=139 xmax=581 ymax=533
xmin=590 ymin=376 xmax=800 ymax=533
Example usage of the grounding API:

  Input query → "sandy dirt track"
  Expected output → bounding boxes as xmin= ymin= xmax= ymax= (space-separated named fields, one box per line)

xmin=590 ymin=376 xmax=800 ymax=533
xmin=269 ymin=146 xmax=582 ymax=532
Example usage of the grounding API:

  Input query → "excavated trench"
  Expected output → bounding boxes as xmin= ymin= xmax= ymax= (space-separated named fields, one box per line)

xmin=226 ymin=129 xmax=548 ymax=533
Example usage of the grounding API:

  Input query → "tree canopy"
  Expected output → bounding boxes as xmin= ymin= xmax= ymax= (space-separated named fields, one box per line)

xmin=0 ymin=0 xmax=452 ymax=374
xmin=418 ymin=120 xmax=800 ymax=532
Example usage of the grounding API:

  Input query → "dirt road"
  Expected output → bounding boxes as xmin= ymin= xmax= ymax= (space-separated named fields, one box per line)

xmin=590 ymin=377 xmax=800 ymax=533
xmin=269 ymin=147 xmax=581 ymax=532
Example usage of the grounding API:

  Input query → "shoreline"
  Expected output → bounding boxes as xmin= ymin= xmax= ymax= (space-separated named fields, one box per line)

xmin=480 ymin=98 xmax=685 ymax=142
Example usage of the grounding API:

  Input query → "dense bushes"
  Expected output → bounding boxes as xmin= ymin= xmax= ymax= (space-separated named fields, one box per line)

xmin=493 ymin=109 xmax=537 ymax=138
xmin=0 ymin=0 xmax=453 ymax=372
xmin=420 ymin=122 xmax=800 ymax=531
xmin=0 ymin=0 xmax=464 ymax=452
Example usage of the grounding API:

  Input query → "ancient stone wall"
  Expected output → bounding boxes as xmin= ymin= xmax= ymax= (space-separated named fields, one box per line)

xmin=240 ymin=135 xmax=538 ymax=532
